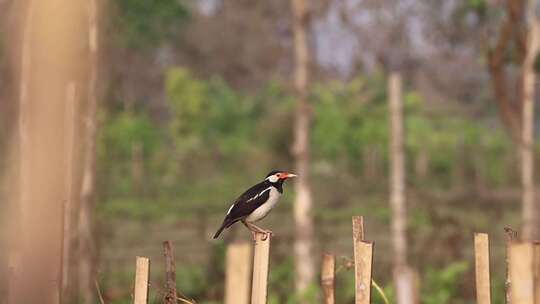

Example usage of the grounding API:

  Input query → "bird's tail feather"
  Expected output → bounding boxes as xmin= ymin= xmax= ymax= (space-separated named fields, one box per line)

xmin=213 ymin=224 xmax=226 ymax=239
xmin=213 ymin=218 xmax=239 ymax=239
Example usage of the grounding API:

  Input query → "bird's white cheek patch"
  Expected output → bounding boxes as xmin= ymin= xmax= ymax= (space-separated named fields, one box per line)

xmin=267 ymin=175 xmax=278 ymax=183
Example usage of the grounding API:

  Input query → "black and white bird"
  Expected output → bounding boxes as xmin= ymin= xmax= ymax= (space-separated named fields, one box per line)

xmin=213 ymin=170 xmax=296 ymax=239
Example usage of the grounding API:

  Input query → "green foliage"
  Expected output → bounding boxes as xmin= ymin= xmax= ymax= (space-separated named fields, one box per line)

xmin=98 ymin=69 xmax=518 ymax=303
xmin=111 ymin=0 xmax=188 ymax=48
xmin=98 ymin=111 xmax=163 ymax=196
xmin=166 ymin=68 xmax=262 ymax=156
xmin=422 ymin=262 xmax=469 ymax=304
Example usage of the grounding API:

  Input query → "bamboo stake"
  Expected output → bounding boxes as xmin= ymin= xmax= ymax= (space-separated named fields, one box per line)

xmin=505 ymin=227 xmax=518 ymax=304
xmin=352 ymin=216 xmax=373 ymax=304
xmin=474 ymin=233 xmax=492 ymax=304
xmin=133 ymin=257 xmax=150 ymax=304
xmin=352 ymin=216 xmax=365 ymax=241
xmin=251 ymin=232 xmax=272 ymax=304
xmin=321 ymin=253 xmax=335 ymax=304
xmin=163 ymin=241 xmax=178 ymax=304
xmin=510 ymin=242 xmax=534 ymax=304
xmin=225 ymin=242 xmax=252 ymax=304
xmin=533 ymin=243 xmax=540 ymax=304
xmin=61 ymin=82 xmax=77 ymax=302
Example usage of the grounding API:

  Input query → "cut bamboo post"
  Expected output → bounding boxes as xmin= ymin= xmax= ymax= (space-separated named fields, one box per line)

xmin=474 ymin=233 xmax=491 ymax=304
xmin=533 ymin=243 xmax=540 ymax=304
xmin=225 ymin=242 xmax=252 ymax=304
xmin=510 ymin=242 xmax=534 ymax=304
xmin=504 ymin=226 xmax=518 ymax=304
xmin=133 ymin=256 xmax=150 ymax=304
xmin=352 ymin=216 xmax=373 ymax=304
xmin=321 ymin=253 xmax=335 ymax=304
xmin=352 ymin=216 xmax=365 ymax=241
xmin=251 ymin=232 xmax=272 ymax=304
xmin=163 ymin=241 xmax=177 ymax=304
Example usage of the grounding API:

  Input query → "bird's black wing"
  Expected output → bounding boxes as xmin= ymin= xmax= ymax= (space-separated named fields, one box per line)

xmin=227 ymin=186 xmax=271 ymax=221
xmin=213 ymin=181 xmax=272 ymax=238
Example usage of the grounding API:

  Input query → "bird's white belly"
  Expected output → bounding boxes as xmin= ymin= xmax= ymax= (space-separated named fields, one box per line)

xmin=245 ymin=188 xmax=281 ymax=222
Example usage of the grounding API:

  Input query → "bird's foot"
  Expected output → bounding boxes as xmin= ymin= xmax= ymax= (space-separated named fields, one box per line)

xmin=246 ymin=222 xmax=273 ymax=241
xmin=250 ymin=230 xmax=272 ymax=241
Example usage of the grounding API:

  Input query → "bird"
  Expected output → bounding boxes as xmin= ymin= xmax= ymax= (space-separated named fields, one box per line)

xmin=213 ymin=170 xmax=296 ymax=239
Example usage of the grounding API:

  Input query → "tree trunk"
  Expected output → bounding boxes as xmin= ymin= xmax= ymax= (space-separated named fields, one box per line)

xmin=61 ymin=82 xmax=78 ymax=303
xmin=78 ymin=0 xmax=99 ymax=302
xmin=8 ymin=0 xmax=85 ymax=303
xmin=291 ymin=0 xmax=315 ymax=297
xmin=521 ymin=0 xmax=540 ymax=241
xmin=388 ymin=72 xmax=414 ymax=304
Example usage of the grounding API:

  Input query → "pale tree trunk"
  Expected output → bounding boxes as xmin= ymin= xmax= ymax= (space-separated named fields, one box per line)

xmin=78 ymin=0 xmax=99 ymax=303
xmin=8 ymin=0 xmax=85 ymax=303
xmin=388 ymin=72 xmax=415 ymax=304
xmin=61 ymin=82 xmax=78 ymax=302
xmin=7 ymin=1 xmax=32 ymax=302
xmin=291 ymin=0 xmax=315 ymax=296
xmin=521 ymin=0 xmax=540 ymax=241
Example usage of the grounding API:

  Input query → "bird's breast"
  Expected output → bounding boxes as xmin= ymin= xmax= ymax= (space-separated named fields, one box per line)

xmin=245 ymin=188 xmax=281 ymax=222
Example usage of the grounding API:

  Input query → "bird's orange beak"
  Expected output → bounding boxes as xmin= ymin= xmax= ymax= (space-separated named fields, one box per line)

xmin=280 ymin=172 xmax=297 ymax=179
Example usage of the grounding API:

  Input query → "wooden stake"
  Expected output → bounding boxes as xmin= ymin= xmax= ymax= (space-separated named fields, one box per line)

xmin=510 ymin=242 xmax=534 ymax=304
xmin=225 ymin=242 xmax=252 ymax=304
xmin=352 ymin=216 xmax=373 ymax=304
xmin=163 ymin=241 xmax=177 ymax=304
xmin=474 ymin=233 xmax=492 ymax=304
xmin=352 ymin=216 xmax=365 ymax=241
xmin=504 ymin=227 xmax=518 ymax=304
xmin=134 ymin=257 xmax=150 ymax=304
xmin=533 ymin=243 xmax=540 ymax=304
xmin=251 ymin=232 xmax=272 ymax=304
xmin=321 ymin=253 xmax=335 ymax=304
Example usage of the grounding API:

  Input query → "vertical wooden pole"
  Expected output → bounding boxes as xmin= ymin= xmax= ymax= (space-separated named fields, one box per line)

xmin=251 ymin=232 xmax=272 ymax=304
xmin=225 ymin=242 xmax=252 ymax=304
xmin=79 ymin=0 xmax=100 ymax=302
xmin=533 ymin=243 xmax=540 ymax=304
xmin=510 ymin=242 xmax=534 ymax=304
xmin=352 ymin=216 xmax=373 ymax=304
xmin=61 ymin=82 xmax=77 ymax=303
xmin=321 ymin=253 xmax=335 ymax=304
xmin=352 ymin=216 xmax=365 ymax=241
xmin=163 ymin=241 xmax=177 ymax=304
xmin=504 ymin=227 xmax=518 ymax=304
xmin=474 ymin=233 xmax=491 ymax=304
xmin=133 ymin=257 xmax=150 ymax=304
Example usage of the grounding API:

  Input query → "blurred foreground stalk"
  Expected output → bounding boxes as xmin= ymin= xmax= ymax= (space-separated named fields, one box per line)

xmin=6 ymin=0 xmax=93 ymax=303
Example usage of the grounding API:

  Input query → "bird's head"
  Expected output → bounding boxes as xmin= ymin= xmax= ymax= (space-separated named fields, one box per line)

xmin=265 ymin=170 xmax=297 ymax=184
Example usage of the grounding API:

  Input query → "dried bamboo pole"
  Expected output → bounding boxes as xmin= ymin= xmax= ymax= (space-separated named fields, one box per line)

xmin=225 ymin=242 xmax=252 ymax=304
xmin=321 ymin=253 xmax=335 ymax=304
xmin=251 ymin=232 xmax=272 ymax=304
xmin=133 ymin=257 xmax=150 ymax=304
xmin=509 ymin=242 xmax=534 ymax=304
xmin=352 ymin=216 xmax=373 ymax=304
xmin=533 ymin=243 xmax=540 ymax=304
xmin=61 ymin=82 xmax=77 ymax=302
xmin=352 ymin=216 xmax=365 ymax=241
xmin=163 ymin=241 xmax=178 ymax=304
xmin=474 ymin=233 xmax=491 ymax=304
xmin=504 ymin=227 xmax=518 ymax=304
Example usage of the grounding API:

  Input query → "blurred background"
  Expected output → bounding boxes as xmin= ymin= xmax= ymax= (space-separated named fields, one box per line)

xmin=1 ymin=0 xmax=539 ymax=303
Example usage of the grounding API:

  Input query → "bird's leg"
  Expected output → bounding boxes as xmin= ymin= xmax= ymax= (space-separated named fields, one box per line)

xmin=242 ymin=221 xmax=258 ymax=240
